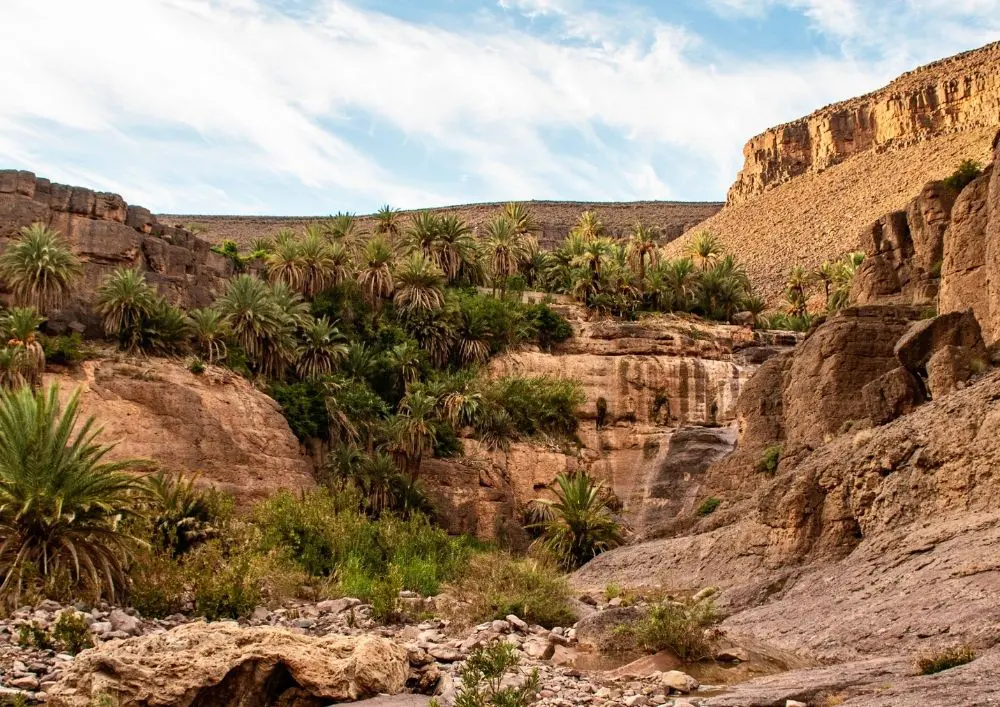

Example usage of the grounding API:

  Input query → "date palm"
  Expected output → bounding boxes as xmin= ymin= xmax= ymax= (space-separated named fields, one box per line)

xmin=503 ymin=202 xmax=540 ymax=244
xmin=573 ymin=238 xmax=613 ymax=303
xmin=402 ymin=307 xmax=457 ymax=368
xmin=627 ymin=223 xmax=659 ymax=284
xmin=662 ymin=258 xmax=698 ymax=312
xmin=386 ymin=341 xmax=422 ymax=391
xmin=394 ymin=390 xmax=439 ymax=478
xmin=814 ymin=261 xmax=837 ymax=304
xmin=324 ymin=212 xmax=358 ymax=245
xmin=528 ymin=471 xmax=626 ymax=570
xmin=297 ymin=231 xmax=338 ymax=297
xmin=216 ymin=275 xmax=290 ymax=376
xmin=0 ymin=349 xmax=27 ymax=392
xmin=3 ymin=308 xmax=45 ymax=389
xmin=0 ymin=385 xmax=145 ymax=603
xmin=186 ymin=307 xmax=229 ymax=363
xmin=570 ymin=211 xmax=604 ymax=241
xmin=685 ymin=231 xmax=723 ymax=270
xmin=436 ymin=215 xmax=476 ymax=282
xmin=96 ymin=268 xmax=157 ymax=353
xmin=786 ymin=265 xmax=811 ymax=308
xmin=295 ymin=316 xmax=348 ymax=380
xmin=484 ymin=216 xmax=527 ymax=296
xmin=394 ymin=252 xmax=445 ymax=313
xmin=267 ymin=236 xmax=303 ymax=292
xmin=0 ymin=223 xmax=80 ymax=314
xmin=357 ymin=236 xmax=395 ymax=306
xmin=373 ymin=204 xmax=402 ymax=239
xmin=458 ymin=308 xmax=493 ymax=364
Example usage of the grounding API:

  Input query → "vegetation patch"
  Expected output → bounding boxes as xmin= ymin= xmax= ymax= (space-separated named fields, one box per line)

xmin=756 ymin=445 xmax=782 ymax=475
xmin=942 ymin=159 xmax=983 ymax=193
xmin=917 ymin=645 xmax=976 ymax=674
xmin=611 ymin=596 xmax=719 ymax=661
xmin=696 ymin=497 xmax=721 ymax=516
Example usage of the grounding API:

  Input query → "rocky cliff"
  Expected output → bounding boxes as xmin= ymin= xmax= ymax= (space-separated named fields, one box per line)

xmin=0 ymin=170 xmax=232 ymax=334
xmin=422 ymin=305 xmax=797 ymax=542
xmin=729 ymin=42 xmax=1000 ymax=205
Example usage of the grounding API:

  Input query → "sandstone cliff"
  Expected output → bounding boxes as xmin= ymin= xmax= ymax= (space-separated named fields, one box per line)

xmin=0 ymin=170 xmax=232 ymax=334
xmin=729 ymin=42 xmax=1000 ymax=205
xmin=46 ymin=359 xmax=314 ymax=504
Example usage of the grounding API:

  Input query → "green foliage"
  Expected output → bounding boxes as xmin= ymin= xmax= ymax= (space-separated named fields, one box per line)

xmin=942 ymin=160 xmax=983 ymax=193
xmin=188 ymin=540 xmax=264 ymax=620
xmin=0 ymin=223 xmax=80 ymax=314
xmin=756 ymin=445 xmax=782 ymax=475
xmin=451 ymin=641 xmax=540 ymax=707
xmin=0 ymin=385 xmax=145 ymax=605
xmin=41 ymin=333 xmax=93 ymax=367
xmin=268 ymin=380 xmax=330 ymax=442
xmin=96 ymin=268 xmax=157 ymax=353
xmin=127 ymin=549 xmax=188 ymax=618
xmin=52 ymin=610 xmax=94 ymax=654
xmin=447 ymin=553 xmax=575 ymax=629
xmin=485 ymin=375 xmax=584 ymax=440
xmin=612 ymin=597 xmax=718 ymax=661
xmin=17 ymin=622 xmax=52 ymax=649
xmin=696 ymin=497 xmax=721 ymax=516
xmin=527 ymin=472 xmax=626 ymax=571
xmin=143 ymin=471 xmax=224 ymax=556
xmin=188 ymin=357 xmax=206 ymax=374
xmin=917 ymin=645 xmax=975 ymax=674
xmin=525 ymin=303 xmax=572 ymax=351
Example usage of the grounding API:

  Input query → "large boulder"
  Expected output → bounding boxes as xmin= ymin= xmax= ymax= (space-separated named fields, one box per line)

xmin=47 ymin=622 xmax=409 ymax=707
xmin=893 ymin=310 xmax=986 ymax=374
xmin=905 ymin=180 xmax=956 ymax=275
xmin=850 ymin=255 xmax=902 ymax=305
xmin=926 ymin=345 xmax=979 ymax=399
xmin=862 ymin=367 xmax=924 ymax=426
xmin=939 ymin=166 xmax=993 ymax=328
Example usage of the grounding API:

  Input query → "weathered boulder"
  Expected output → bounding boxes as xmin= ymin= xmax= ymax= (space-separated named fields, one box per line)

xmin=46 ymin=359 xmax=314 ymax=505
xmin=905 ymin=180 xmax=955 ymax=275
xmin=939 ymin=166 xmax=993 ymax=326
xmin=574 ymin=606 xmax=645 ymax=651
xmin=862 ymin=367 xmax=924 ymax=426
xmin=849 ymin=255 xmax=902 ymax=305
xmin=893 ymin=310 xmax=986 ymax=373
xmin=47 ymin=622 xmax=409 ymax=706
xmin=926 ymin=345 xmax=979 ymax=398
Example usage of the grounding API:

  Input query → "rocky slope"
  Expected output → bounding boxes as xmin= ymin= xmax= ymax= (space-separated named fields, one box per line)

xmin=420 ymin=305 xmax=797 ymax=542
xmin=164 ymin=200 xmax=723 ymax=251
xmin=0 ymin=170 xmax=232 ymax=335
xmin=46 ymin=358 xmax=314 ymax=504
xmin=667 ymin=42 xmax=1000 ymax=303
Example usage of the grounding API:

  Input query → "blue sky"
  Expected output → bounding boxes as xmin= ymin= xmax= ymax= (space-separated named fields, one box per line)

xmin=1 ymin=0 xmax=998 ymax=215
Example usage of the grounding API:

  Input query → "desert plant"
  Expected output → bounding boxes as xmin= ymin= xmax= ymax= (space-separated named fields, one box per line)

xmin=295 ymin=316 xmax=348 ymax=381
xmin=143 ymin=471 xmax=220 ymax=556
xmin=612 ymin=596 xmax=718 ymax=661
xmin=394 ymin=252 xmax=446 ymax=313
xmin=96 ymin=268 xmax=157 ymax=353
xmin=186 ymin=307 xmax=228 ymax=363
xmin=216 ymin=275 xmax=293 ymax=377
xmin=2 ymin=308 xmax=45 ymax=388
xmin=684 ymin=231 xmax=723 ymax=270
xmin=0 ymin=223 xmax=80 ymax=314
xmin=447 ymin=641 xmax=540 ymax=707
xmin=357 ymin=235 xmax=395 ymax=306
xmin=696 ymin=497 xmax=721 ymax=516
xmin=484 ymin=216 xmax=528 ymax=296
xmin=942 ymin=160 xmax=983 ymax=193
xmin=528 ymin=472 xmax=626 ymax=570
xmin=916 ymin=645 xmax=975 ymax=674
xmin=52 ymin=610 xmax=94 ymax=654
xmin=756 ymin=445 xmax=782 ymax=475
xmin=0 ymin=385 xmax=145 ymax=604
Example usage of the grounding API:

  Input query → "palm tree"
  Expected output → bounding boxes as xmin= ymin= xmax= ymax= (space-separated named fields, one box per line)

xmin=0 ymin=223 xmax=80 ymax=314
xmin=786 ymin=265 xmax=811 ymax=313
xmin=570 ymin=211 xmax=604 ymax=241
xmin=394 ymin=390 xmax=439 ymax=477
xmin=386 ymin=341 xmax=422 ymax=391
xmin=394 ymin=252 xmax=445 ymax=313
xmin=3 ymin=308 xmax=45 ymax=389
xmin=297 ymin=231 xmax=337 ymax=297
xmin=662 ymin=258 xmax=698 ymax=312
xmin=373 ymin=205 xmax=402 ymax=239
xmin=685 ymin=231 xmax=723 ymax=270
xmin=143 ymin=471 xmax=215 ymax=556
xmin=573 ymin=238 xmax=613 ymax=304
xmin=96 ymin=268 xmax=157 ymax=353
xmin=503 ymin=202 xmax=540 ymax=243
xmin=528 ymin=472 xmax=626 ymax=570
xmin=627 ymin=223 xmax=659 ymax=285
xmin=186 ymin=308 xmax=228 ymax=363
xmin=405 ymin=212 xmax=441 ymax=260
xmin=458 ymin=308 xmax=493 ymax=364
xmin=0 ymin=349 xmax=27 ymax=392
xmin=357 ymin=236 xmax=395 ymax=308
xmin=324 ymin=212 xmax=358 ymax=245
xmin=436 ymin=215 xmax=476 ymax=283
xmin=269 ymin=282 xmax=312 ymax=329
xmin=814 ymin=261 xmax=838 ymax=305
xmin=484 ymin=216 xmax=527 ymax=296
xmin=341 ymin=342 xmax=377 ymax=381
xmin=267 ymin=236 xmax=303 ymax=292
xmin=295 ymin=316 xmax=348 ymax=380
xmin=216 ymin=274 xmax=290 ymax=376
xmin=0 ymin=385 xmax=145 ymax=603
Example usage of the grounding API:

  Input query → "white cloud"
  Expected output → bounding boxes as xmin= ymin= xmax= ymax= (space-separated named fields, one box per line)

xmin=0 ymin=0 xmax=995 ymax=214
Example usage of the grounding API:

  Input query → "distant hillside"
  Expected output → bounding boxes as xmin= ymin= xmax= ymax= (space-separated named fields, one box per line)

xmin=161 ymin=199 xmax=723 ymax=251
xmin=668 ymin=41 xmax=1000 ymax=303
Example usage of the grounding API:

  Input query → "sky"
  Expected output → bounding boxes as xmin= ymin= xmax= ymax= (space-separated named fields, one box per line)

xmin=0 ymin=1 xmax=998 ymax=215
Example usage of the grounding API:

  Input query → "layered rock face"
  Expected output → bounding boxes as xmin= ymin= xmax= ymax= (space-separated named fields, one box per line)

xmin=728 ymin=42 xmax=1000 ymax=204
xmin=46 ymin=359 xmax=314 ymax=504
xmin=0 ymin=170 xmax=232 ymax=334
xmin=423 ymin=308 xmax=797 ymax=541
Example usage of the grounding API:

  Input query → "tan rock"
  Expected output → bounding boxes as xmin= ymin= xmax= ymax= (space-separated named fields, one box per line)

xmin=46 ymin=359 xmax=314 ymax=505
xmin=47 ymin=622 xmax=409 ymax=706
xmin=940 ymin=166 xmax=993 ymax=326
xmin=660 ymin=669 xmax=699 ymax=694
xmin=893 ymin=310 xmax=986 ymax=373
xmin=926 ymin=345 xmax=980 ymax=398
xmin=862 ymin=367 xmax=924 ymax=426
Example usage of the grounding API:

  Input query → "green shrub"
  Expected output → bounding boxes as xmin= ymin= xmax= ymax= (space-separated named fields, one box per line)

xmin=612 ymin=597 xmax=718 ymax=661
xmin=369 ymin=564 xmax=404 ymax=624
xmin=756 ymin=445 xmax=782 ymax=475
xmin=268 ymin=380 xmax=330 ymax=442
xmin=447 ymin=554 xmax=575 ymax=629
xmin=40 ymin=333 xmax=92 ymax=367
xmin=942 ymin=160 xmax=983 ymax=193
xmin=486 ymin=375 xmax=584 ymax=440
xmin=188 ymin=541 xmax=264 ymax=620
xmin=127 ymin=550 xmax=188 ymax=618
xmin=696 ymin=497 xmax=721 ymax=516
xmin=17 ymin=622 xmax=52 ymax=649
xmin=525 ymin=303 xmax=572 ymax=352
xmin=443 ymin=641 xmax=539 ymax=707
xmin=52 ymin=610 xmax=94 ymax=654
xmin=917 ymin=645 xmax=975 ymax=674
xmin=188 ymin=357 xmax=206 ymax=375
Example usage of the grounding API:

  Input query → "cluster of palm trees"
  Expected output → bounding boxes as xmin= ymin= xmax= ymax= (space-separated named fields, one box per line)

xmin=768 ymin=252 xmax=864 ymax=330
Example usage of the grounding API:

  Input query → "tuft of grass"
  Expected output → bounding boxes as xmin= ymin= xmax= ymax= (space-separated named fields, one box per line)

xmin=611 ymin=597 xmax=718 ymax=662
xmin=942 ymin=160 xmax=983 ymax=193
xmin=433 ymin=641 xmax=539 ymax=707
xmin=52 ymin=610 xmax=94 ymax=654
xmin=696 ymin=497 xmax=721 ymax=516
xmin=756 ymin=444 xmax=782 ymax=475
xmin=917 ymin=645 xmax=975 ymax=674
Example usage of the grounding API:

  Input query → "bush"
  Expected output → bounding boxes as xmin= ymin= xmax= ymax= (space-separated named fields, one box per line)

xmin=525 ymin=303 xmax=572 ymax=352
xmin=188 ymin=357 xmax=206 ymax=374
xmin=446 ymin=553 xmax=575 ymax=629
xmin=696 ymin=497 xmax=721 ymax=516
xmin=486 ymin=375 xmax=584 ymax=440
xmin=17 ymin=622 xmax=52 ymax=649
xmin=127 ymin=550 xmax=188 ymax=618
xmin=440 ymin=641 xmax=539 ymax=707
xmin=268 ymin=380 xmax=330 ymax=442
xmin=52 ymin=610 xmax=94 ymax=654
xmin=756 ymin=445 xmax=782 ymax=475
xmin=917 ymin=645 xmax=975 ymax=674
xmin=612 ymin=597 xmax=718 ymax=661
xmin=942 ymin=160 xmax=983 ymax=193
xmin=40 ymin=333 xmax=92 ymax=367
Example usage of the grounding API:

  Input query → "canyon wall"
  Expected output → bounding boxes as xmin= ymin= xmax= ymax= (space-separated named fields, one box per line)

xmin=729 ymin=42 xmax=1000 ymax=205
xmin=0 ymin=170 xmax=232 ymax=334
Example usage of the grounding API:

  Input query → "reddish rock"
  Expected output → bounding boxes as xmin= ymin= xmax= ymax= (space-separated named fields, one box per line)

xmin=893 ymin=310 xmax=986 ymax=373
xmin=862 ymin=367 xmax=924 ymax=425
xmin=939 ymin=166 xmax=992 ymax=326
xmin=926 ymin=344 xmax=981 ymax=399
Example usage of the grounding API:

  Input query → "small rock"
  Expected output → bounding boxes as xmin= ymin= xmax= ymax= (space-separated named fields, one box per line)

xmin=622 ymin=695 xmax=647 ymax=706
xmin=428 ymin=646 xmax=464 ymax=663
xmin=108 ymin=608 xmax=141 ymax=635
xmin=506 ymin=614 xmax=529 ymax=632
xmin=316 ymin=598 xmax=361 ymax=614
xmin=608 ymin=597 xmax=624 ymax=607
xmin=90 ymin=621 xmax=112 ymax=635
xmin=491 ymin=620 xmax=511 ymax=633
xmin=660 ymin=670 xmax=699 ymax=694
xmin=579 ymin=594 xmax=598 ymax=606
xmin=786 ymin=702 xmax=808 ymax=707
xmin=10 ymin=676 xmax=39 ymax=690
xmin=251 ymin=606 xmax=270 ymax=622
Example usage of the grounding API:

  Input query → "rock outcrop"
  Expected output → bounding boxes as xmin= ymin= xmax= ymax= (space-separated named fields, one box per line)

xmin=421 ymin=308 xmax=797 ymax=541
xmin=728 ymin=42 xmax=1000 ymax=204
xmin=47 ymin=622 xmax=409 ymax=706
xmin=0 ymin=170 xmax=232 ymax=335
xmin=46 ymin=359 xmax=314 ymax=504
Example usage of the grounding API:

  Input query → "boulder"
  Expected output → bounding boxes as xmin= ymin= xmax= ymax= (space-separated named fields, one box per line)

xmin=926 ymin=345 xmax=981 ymax=399
xmin=850 ymin=255 xmax=902 ymax=304
xmin=574 ymin=606 xmax=645 ymax=652
xmin=939 ymin=166 xmax=993 ymax=327
xmin=862 ymin=367 xmax=924 ymax=426
xmin=46 ymin=622 xmax=409 ymax=707
xmin=893 ymin=310 xmax=986 ymax=373
xmin=660 ymin=670 xmax=699 ymax=694
xmin=905 ymin=180 xmax=955 ymax=275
